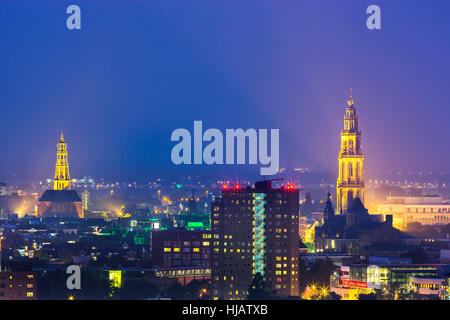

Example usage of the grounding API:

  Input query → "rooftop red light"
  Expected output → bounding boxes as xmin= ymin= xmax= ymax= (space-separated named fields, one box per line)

xmin=285 ymin=183 xmax=295 ymax=191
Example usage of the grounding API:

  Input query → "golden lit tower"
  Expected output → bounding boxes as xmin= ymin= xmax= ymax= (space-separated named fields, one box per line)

xmin=336 ymin=89 xmax=364 ymax=214
xmin=53 ymin=132 xmax=71 ymax=190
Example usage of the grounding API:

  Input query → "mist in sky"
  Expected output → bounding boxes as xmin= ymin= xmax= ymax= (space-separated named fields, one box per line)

xmin=0 ymin=0 xmax=449 ymax=182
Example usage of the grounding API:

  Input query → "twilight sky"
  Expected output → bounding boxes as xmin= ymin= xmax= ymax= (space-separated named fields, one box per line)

xmin=0 ymin=0 xmax=449 ymax=182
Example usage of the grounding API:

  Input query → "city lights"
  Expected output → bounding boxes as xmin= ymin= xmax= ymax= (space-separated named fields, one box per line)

xmin=0 ymin=1 xmax=448 ymax=308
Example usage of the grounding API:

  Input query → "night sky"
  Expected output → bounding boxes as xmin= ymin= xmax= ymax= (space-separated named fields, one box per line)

xmin=1 ymin=0 xmax=449 ymax=182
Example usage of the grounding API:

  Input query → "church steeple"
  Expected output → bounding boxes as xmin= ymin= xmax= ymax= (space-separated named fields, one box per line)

xmin=53 ymin=132 xmax=71 ymax=190
xmin=347 ymin=88 xmax=355 ymax=107
xmin=336 ymin=90 xmax=365 ymax=214
xmin=323 ymin=193 xmax=335 ymax=222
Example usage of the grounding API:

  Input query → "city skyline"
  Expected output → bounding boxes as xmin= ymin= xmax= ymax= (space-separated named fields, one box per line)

xmin=1 ymin=1 xmax=450 ymax=182
xmin=2 ymin=1 xmax=450 ymax=305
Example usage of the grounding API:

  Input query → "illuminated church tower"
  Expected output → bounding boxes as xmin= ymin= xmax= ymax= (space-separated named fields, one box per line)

xmin=53 ymin=132 xmax=71 ymax=190
xmin=37 ymin=132 xmax=83 ymax=219
xmin=336 ymin=89 xmax=364 ymax=214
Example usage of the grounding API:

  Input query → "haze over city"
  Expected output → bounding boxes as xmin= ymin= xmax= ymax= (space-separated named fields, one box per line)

xmin=1 ymin=0 xmax=450 ymax=182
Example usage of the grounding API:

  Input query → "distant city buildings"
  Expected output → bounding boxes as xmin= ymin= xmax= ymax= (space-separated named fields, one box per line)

xmin=0 ymin=92 xmax=447 ymax=300
xmin=329 ymin=263 xmax=450 ymax=300
xmin=373 ymin=196 xmax=450 ymax=230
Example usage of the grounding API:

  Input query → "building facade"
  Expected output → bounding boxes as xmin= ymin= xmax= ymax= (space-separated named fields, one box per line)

xmin=211 ymin=180 xmax=299 ymax=300
xmin=150 ymin=229 xmax=211 ymax=268
xmin=315 ymin=195 xmax=401 ymax=256
xmin=337 ymin=90 xmax=365 ymax=214
xmin=374 ymin=196 xmax=450 ymax=230
xmin=0 ymin=271 xmax=36 ymax=300
xmin=330 ymin=264 xmax=448 ymax=300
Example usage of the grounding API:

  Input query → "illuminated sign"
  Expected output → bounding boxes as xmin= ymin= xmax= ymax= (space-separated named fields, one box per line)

xmin=340 ymin=279 xmax=368 ymax=288
xmin=109 ymin=270 xmax=122 ymax=288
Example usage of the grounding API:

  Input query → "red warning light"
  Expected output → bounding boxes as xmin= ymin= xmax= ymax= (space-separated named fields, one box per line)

xmin=285 ymin=183 xmax=295 ymax=191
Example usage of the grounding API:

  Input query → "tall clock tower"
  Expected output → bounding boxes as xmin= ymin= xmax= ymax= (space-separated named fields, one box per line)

xmin=336 ymin=89 xmax=365 ymax=214
xmin=53 ymin=132 xmax=71 ymax=190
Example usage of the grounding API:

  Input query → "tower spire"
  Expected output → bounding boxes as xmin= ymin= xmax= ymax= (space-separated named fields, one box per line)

xmin=54 ymin=132 xmax=71 ymax=190
xmin=347 ymin=88 xmax=355 ymax=107
xmin=323 ymin=192 xmax=335 ymax=222
xmin=337 ymin=90 xmax=364 ymax=214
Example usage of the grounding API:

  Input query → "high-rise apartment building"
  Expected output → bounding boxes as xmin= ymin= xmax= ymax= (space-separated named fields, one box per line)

xmin=211 ymin=180 xmax=299 ymax=300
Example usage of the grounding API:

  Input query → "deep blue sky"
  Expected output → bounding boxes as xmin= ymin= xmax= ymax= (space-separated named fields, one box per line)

xmin=0 ymin=0 xmax=449 ymax=182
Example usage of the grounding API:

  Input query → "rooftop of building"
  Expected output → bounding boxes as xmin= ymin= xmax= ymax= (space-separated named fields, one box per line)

xmin=220 ymin=179 xmax=298 ymax=194
xmin=39 ymin=190 xmax=82 ymax=202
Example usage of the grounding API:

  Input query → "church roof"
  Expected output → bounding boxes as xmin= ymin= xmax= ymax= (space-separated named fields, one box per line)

xmin=347 ymin=197 xmax=368 ymax=214
xmin=39 ymin=190 xmax=82 ymax=202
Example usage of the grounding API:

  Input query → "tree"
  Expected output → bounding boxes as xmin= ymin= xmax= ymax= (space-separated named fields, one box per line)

xmin=358 ymin=293 xmax=377 ymax=300
xmin=184 ymin=279 xmax=211 ymax=300
xmin=309 ymin=258 xmax=337 ymax=287
xmin=37 ymin=269 xmax=113 ymax=300
xmin=79 ymin=269 xmax=112 ymax=299
xmin=162 ymin=281 xmax=190 ymax=300
xmin=247 ymin=273 xmax=271 ymax=300
xmin=115 ymin=278 xmax=159 ymax=300
xmin=298 ymin=256 xmax=309 ymax=296
xmin=60 ymin=248 xmax=74 ymax=264
xmin=35 ymin=249 xmax=50 ymax=261
xmin=321 ymin=291 xmax=341 ymax=300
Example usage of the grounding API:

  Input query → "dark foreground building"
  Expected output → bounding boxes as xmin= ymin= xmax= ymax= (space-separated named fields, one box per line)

xmin=211 ymin=180 xmax=300 ymax=300
xmin=37 ymin=190 xmax=83 ymax=218
xmin=150 ymin=229 xmax=211 ymax=268
xmin=315 ymin=195 xmax=401 ymax=255
xmin=0 ymin=271 xmax=36 ymax=300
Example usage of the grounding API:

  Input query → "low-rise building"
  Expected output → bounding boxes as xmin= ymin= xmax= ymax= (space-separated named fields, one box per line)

xmin=0 ymin=271 xmax=36 ymax=300
xmin=374 ymin=196 xmax=450 ymax=230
